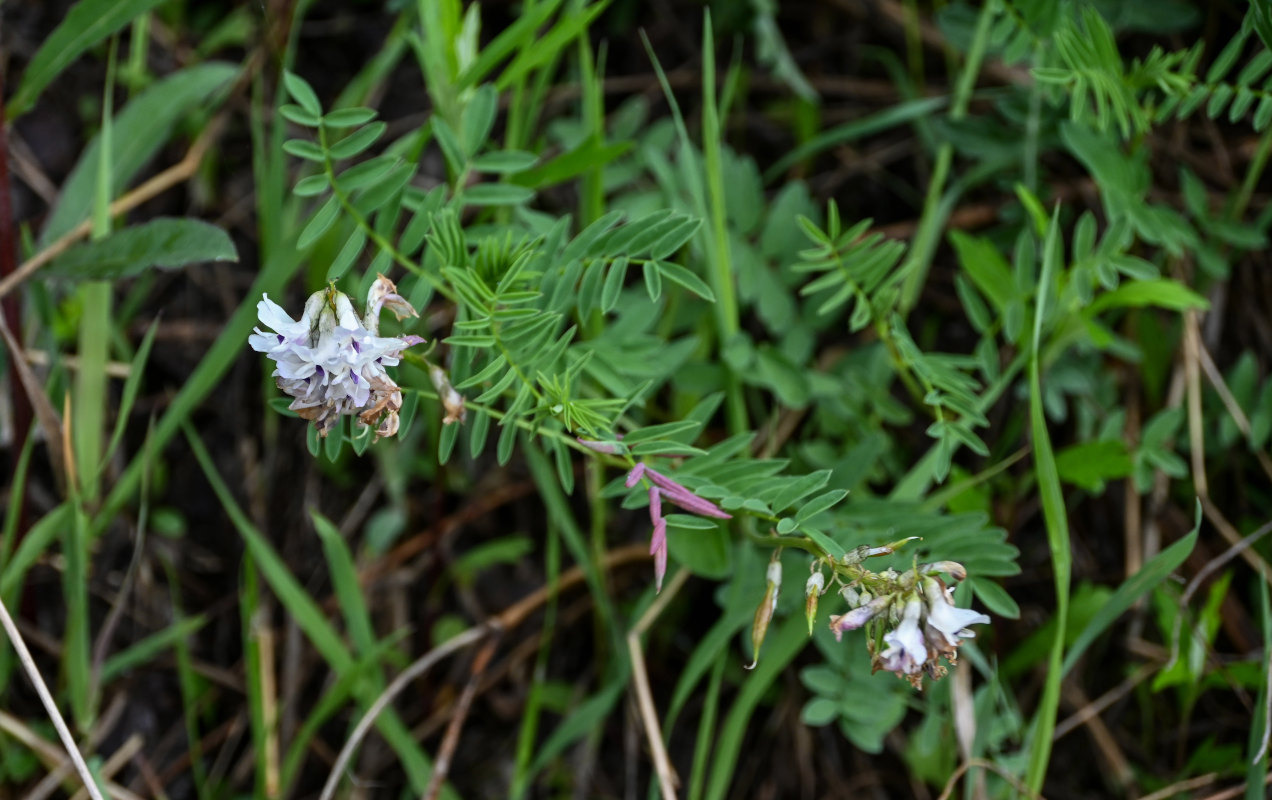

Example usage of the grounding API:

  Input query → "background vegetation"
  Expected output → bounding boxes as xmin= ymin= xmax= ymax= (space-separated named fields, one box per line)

xmin=0 ymin=0 xmax=1269 ymax=798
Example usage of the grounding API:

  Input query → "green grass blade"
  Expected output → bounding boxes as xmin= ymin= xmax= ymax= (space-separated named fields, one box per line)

xmin=186 ymin=425 xmax=440 ymax=795
xmin=169 ymin=560 xmax=212 ymax=800
xmin=40 ymin=62 xmax=239 ymax=244
xmin=510 ymin=508 xmax=561 ymax=798
xmin=457 ymin=0 xmax=563 ymax=90
xmin=280 ymin=634 xmax=403 ymax=788
xmin=240 ymin=552 xmax=269 ymax=800
xmin=312 ymin=510 xmax=376 ymax=654
xmin=1 ymin=504 xmax=70 ymax=601
xmin=762 ymin=95 xmax=948 ymax=181
xmin=0 ymin=426 xmax=37 ymax=572
xmin=1060 ymin=505 xmax=1200 ymax=677
xmin=1023 ymin=207 xmax=1070 ymax=793
xmin=63 ymin=506 xmax=93 ymax=729
xmin=99 ymin=615 xmax=207 ymax=684
xmin=524 ymin=440 xmax=619 ymax=642
xmin=1247 ymin=575 xmax=1271 ymax=799
xmin=187 ymin=424 xmax=352 ymax=671
xmin=897 ymin=1 xmax=997 ymax=315
xmin=95 ymin=318 xmax=157 ymax=481
xmin=494 ymin=1 xmax=610 ymax=92
xmin=6 ymin=0 xmax=170 ymax=118
xmin=703 ymin=618 xmax=807 ymax=800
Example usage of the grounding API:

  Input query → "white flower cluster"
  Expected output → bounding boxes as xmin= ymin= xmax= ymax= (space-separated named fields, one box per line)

xmin=249 ymin=275 xmax=423 ymax=438
xmin=830 ymin=563 xmax=989 ymax=688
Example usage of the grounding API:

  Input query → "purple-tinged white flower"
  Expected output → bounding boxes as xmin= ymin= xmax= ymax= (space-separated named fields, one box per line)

xmin=250 ymin=275 xmax=422 ymax=438
xmin=828 ymin=594 xmax=891 ymax=640
xmin=826 ymin=557 xmax=992 ymax=688
xmin=921 ymin=578 xmax=989 ymax=653
xmin=876 ymin=594 xmax=927 ymax=677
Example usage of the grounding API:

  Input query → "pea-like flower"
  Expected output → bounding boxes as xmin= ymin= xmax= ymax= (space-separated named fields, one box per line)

xmin=249 ymin=275 xmax=423 ymax=438
xmin=922 ymin=577 xmax=989 ymax=656
xmin=826 ymin=559 xmax=991 ymax=688
xmin=876 ymin=595 xmax=927 ymax=677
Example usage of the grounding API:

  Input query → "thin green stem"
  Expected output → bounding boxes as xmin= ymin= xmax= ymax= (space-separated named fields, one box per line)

xmin=700 ymin=13 xmax=746 ymax=436
xmin=1233 ymin=125 xmax=1272 ymax=221
xmin=899 ymin=0 xmax=998 ymax=315
xmin=317 ymin=124 xmax=455 ymax=302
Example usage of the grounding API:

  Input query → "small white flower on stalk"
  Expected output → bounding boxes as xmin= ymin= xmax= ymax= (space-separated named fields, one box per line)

xmin=804 ymin=569 xmax=826 ymax=635
xmin=249 ymin=275 xmax=423 ymax=439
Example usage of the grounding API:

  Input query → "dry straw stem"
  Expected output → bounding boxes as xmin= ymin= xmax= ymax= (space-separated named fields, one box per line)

xmin=421 ymin=635 xmax=500 ymax=800
xmin=0 ymin=114 xmax=225 ymax=302
xmin=0 ymin=311 xmax=65 ymax=481
xmin=627 ymin=567 xmax=691 ymax=800
xmin=318 ymin=543 xmax=650 ymax=800
xmin=936 ymin=758 xmax=1046 ymax=800
xmin=1053 ymin=662 xmax=1157 ymax=741
xmin=1137 ymin=770 xmax=1272 ymax=800
xmin=1183 ymin=311 xmax=1272 ymax=587
xmin=68 ymin=734 xmax=143 ymax=800
xmin=0 ymin=595 xmax=108 ymax=800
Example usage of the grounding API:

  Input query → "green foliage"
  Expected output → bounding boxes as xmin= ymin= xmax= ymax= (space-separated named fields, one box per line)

xmin=44 ymin=219 xmax=238 ymax=280
xmin=9 ymin=0 xmax=1270 ymax=798
xmin=6 ymin=0 xmax=172 ymax=117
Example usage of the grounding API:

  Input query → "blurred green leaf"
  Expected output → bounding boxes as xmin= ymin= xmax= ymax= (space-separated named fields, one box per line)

xmin=1055 ymin=439 xmax=1133 ymax=490
xmin=8 ymin=0 xmax=172 ymax=118
xmin=45 ymin=218 xmax=237 ymax=280
xmin=41 ymin=62 xmax=238 ymax=243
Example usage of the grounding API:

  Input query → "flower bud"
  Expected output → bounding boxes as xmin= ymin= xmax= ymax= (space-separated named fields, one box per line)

xmin=840 ymin=585 xmax=860 ymax=607
xmin=918 ymin=560 xmax=967 ymax=581
xmin=576 ymin=437 xmax=624 ymax=454
xmin=863 ymin=536 xmax=922 ymax=558
xmin=746 ymin=558 xmax=782 ymax=670
xmin=828 ymin=594 xmax=891 ymax=641
xmin=804 ymin=571 xmax=825 ymax=635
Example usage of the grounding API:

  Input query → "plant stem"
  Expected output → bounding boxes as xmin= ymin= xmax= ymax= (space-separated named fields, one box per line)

xmin=899 ymin=0 xmax=998 ymax=315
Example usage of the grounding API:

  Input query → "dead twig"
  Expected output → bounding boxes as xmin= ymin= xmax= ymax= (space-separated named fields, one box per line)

xmin=0 ymin=595 xmax=108 ymax=800
xmin=1138 ymin=771 xmax=1220 ymax=800
xmin=420 ymin=635 xmax=501 ymax=800
xmin=1183 ymin=311 xmax=1272 ymax=587
xmin=936 ymin=758 xmax=1046 ymax=800
xmin=627 ymin=568 xmax=691 ymax=800
xmin=1054 ymin=662 xmax=1157 ymax=741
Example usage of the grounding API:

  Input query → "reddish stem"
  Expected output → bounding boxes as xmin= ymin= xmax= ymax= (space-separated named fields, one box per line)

xmin=0 ymin=68 xmax=32 ymax=536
